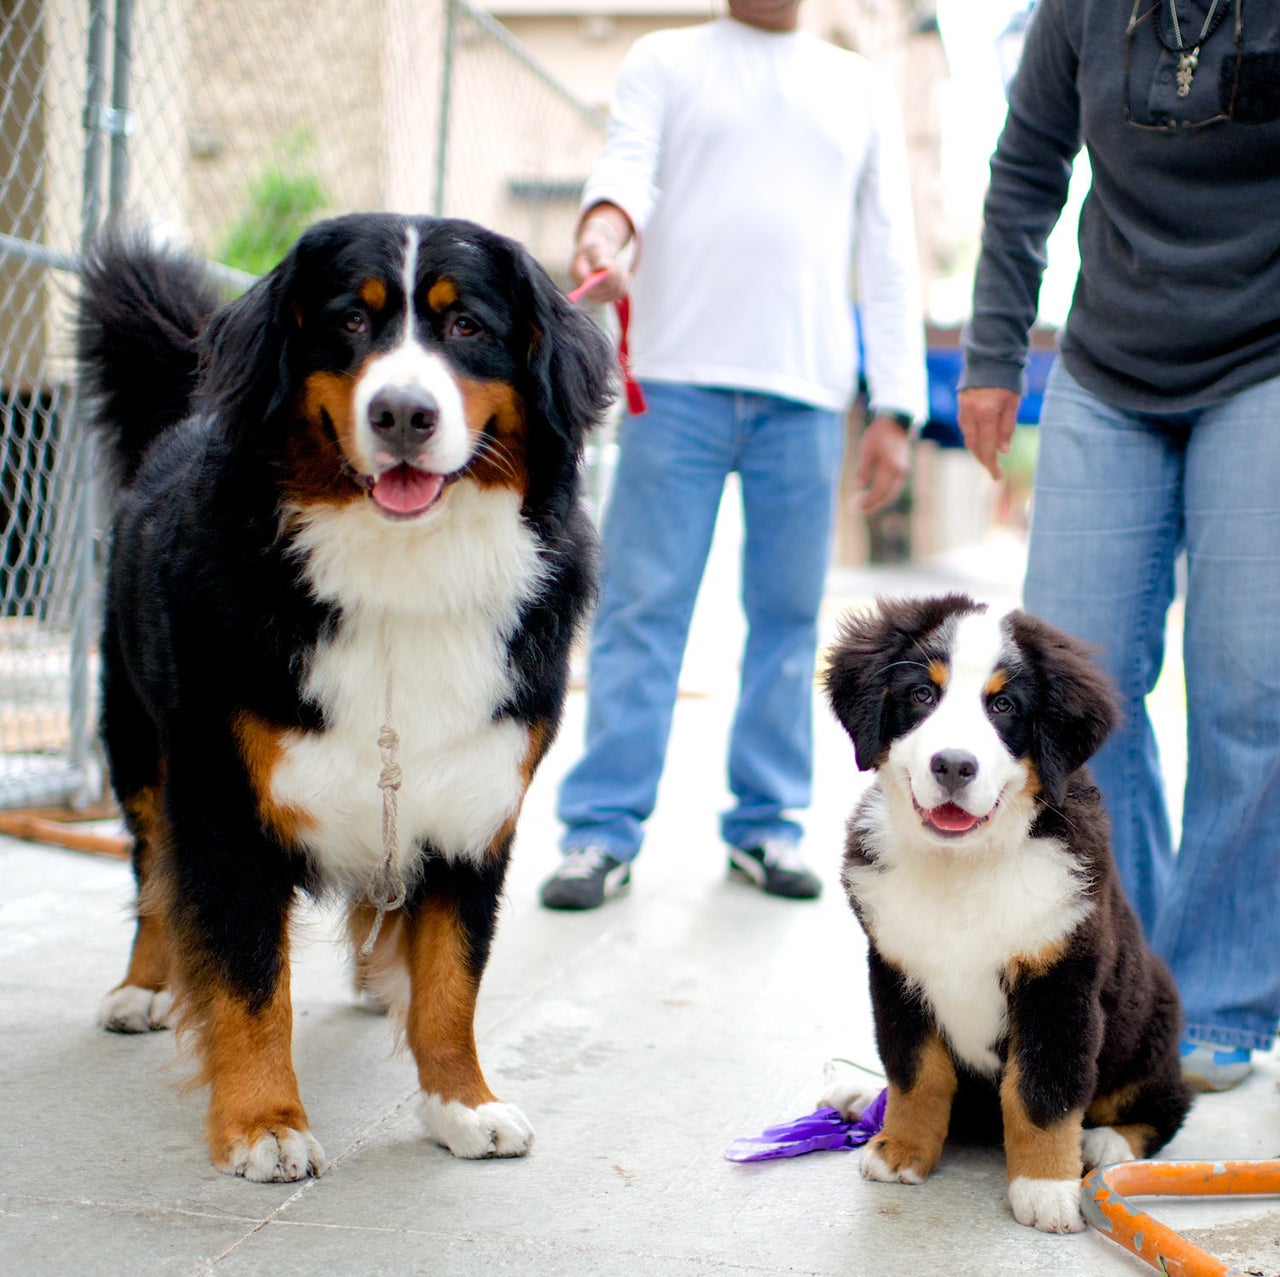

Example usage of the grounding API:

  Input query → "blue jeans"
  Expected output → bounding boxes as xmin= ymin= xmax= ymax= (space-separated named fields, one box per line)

xmin=1025 ymin=360 xmax=1280 ymax=1051
xmin=558 ymin=382 xmax=844 ymax=860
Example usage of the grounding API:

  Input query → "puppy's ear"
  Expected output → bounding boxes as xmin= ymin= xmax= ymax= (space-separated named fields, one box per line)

xmin=824 ymin=593 xmax=982 ymax=771
xmin=824 ymin=609 xmax=898 ymax=771
xmin=1006 ymin=610 xmax=1120 ymax=806
xmin=194 ymin=240 xmax=301 ymax=437
xmin=516 ymin=244 xmax=617 ymax=447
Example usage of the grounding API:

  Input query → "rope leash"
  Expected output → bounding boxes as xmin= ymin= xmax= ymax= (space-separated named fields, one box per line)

xmin=361 ymin=669 xmax=406 ymax=958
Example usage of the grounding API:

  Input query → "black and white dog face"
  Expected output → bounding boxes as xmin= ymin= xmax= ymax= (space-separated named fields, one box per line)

xmin=824 ymin=594 xmax=1117 ymax=856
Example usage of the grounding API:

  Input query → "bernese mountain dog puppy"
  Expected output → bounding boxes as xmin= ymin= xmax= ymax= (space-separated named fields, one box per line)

xmin=822 ymin=594 xmax=1191 ymax=1233
xmin=78 ymin=213 xmax=614 ymax=1180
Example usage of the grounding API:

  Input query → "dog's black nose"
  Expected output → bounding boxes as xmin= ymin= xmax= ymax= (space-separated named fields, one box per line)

xmin=367 ymin=386 xmax=439 ymax=455
xmin=930 ymin=749 xmax=979 ymax=794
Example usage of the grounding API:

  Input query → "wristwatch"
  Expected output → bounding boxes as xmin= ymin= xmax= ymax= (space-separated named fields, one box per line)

xmin=870 ymin=408 xmax=916 ymax=434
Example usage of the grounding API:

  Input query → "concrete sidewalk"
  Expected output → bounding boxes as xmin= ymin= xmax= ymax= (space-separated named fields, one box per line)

xmin=4 ymin=537 xmax=1279 ymax=1276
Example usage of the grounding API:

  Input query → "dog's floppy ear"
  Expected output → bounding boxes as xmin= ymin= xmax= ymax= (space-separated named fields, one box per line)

xmin=194 ymin=239 xmax=302 ymax=438
xmin=824 ymin=608 xmax=900 ymax=771
xmin=824 ymin=593 xmax=981 ymax=771
xmin=1006 ymin=610 xmax=1120 ymax=806
xmin=515 ymin=244 xmax=617 ymax=447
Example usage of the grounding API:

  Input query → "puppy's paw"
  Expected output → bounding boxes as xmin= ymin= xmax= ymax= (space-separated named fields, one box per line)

xmin=215 ymin=1127 xmax=328 ymax=1183
xmin=1008 ymin=1176 xmax=1086 ymax=1233
xmin=420 ymin=1095 xmax=534 ymax=1159
xmin=818 ymin=1059 xmax=882 ymax=1120
xmin=1081 ymin=1125 xmax=1133 ymax=1170
xmin=860 ymin=1134 xmax=935 ymax=1185
xmin=98 ymin=984 xmax=173 ymax=1033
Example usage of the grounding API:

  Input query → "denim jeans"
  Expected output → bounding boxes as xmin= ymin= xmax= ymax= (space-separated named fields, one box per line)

xmin=1025 ymin=359 xmax=1280 ymax=1051
xmin=558 ymin=381 xmax=844 ymax=860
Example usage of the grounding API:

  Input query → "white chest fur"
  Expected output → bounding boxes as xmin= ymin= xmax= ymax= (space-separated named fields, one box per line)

xmin=270 ymin=485 xmax=546 ymax=890
xmin=846 ymin=787 xmax=1092 ymax=1074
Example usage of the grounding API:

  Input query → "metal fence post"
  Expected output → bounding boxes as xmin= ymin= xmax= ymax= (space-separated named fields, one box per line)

xmin=63 ymin=0 xmax=119 ymax=804
xmin=433 ymin=0 xmax=457 ymax=217
xmin=108 ymin=0 xmax=135 ymax=220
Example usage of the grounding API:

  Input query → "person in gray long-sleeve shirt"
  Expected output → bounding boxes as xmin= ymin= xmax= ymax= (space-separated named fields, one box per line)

xmin=959 ymin=0 xmax=1280 ymax=1094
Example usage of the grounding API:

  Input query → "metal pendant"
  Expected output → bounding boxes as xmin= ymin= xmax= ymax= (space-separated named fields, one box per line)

xmin=1176 ymin=49 xmax=1199 ymax=97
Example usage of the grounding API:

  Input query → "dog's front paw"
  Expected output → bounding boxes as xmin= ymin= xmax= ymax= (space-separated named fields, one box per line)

xmin=818 ymin=1059 xmax=882 ymax=1120
xmin=214 ymin=1127 xmax=328 ymax=1183
xmin=420 ymin=1095 xmax=534 ymax=1159
xmin=98 ymin=984 xmax=173 ymax=1033
xmin=860 ymin=1133 xmax=936 ymax=1185
xmin=1008 ymin=1176 xmax=1086 ymax=1233
xmin=1081 ymin=1125 xmax=1134 ymax=1170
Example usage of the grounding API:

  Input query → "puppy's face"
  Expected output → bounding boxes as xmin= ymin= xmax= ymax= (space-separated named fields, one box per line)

xmin=824 ymin=594 xmax=1118 ymax=855
xmin=878 ymin=609 xmax=1034 ymax=846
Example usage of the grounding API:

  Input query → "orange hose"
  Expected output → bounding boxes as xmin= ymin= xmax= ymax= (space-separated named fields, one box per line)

xmin=1081 ymin=1158 xmax=1280 ymax=1277
xmin=0 ymin=811 xmax=131 ymax=859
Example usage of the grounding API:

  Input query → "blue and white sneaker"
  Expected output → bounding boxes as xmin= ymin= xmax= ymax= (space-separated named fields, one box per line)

xmin=1180 ymin=1040 xmax=1252 ymax=1092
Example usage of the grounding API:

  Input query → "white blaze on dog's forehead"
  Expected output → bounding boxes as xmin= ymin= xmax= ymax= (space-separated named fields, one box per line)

xmin=947 ymin=609 xmax=1007 ymax=686
xmin=402 ymin=223 xmax=419 ymax=325
xmin=347 ymin=222 xmax=471 ymax=477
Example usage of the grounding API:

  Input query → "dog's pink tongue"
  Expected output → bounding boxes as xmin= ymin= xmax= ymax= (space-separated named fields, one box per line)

xmin=927 ymin=802 xmax=979 ymax=833
xmin=371 ymin=466 xmax=444 ymax=516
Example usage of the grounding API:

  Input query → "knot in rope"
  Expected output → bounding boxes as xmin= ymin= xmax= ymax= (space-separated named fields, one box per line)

xmin=362 ymin=672 xmax=406 ymax=958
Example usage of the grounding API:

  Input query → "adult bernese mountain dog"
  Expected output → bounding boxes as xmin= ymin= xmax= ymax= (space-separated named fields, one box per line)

xmin=822 ymin=594 xmax=1191 ymax=1233
xmin=78 ymin=213 xmax=614 ymax=1180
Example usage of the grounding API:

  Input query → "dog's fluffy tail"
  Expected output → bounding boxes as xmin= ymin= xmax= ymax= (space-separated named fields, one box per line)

xmin=77 ymin=230 xmax=224 ymax=488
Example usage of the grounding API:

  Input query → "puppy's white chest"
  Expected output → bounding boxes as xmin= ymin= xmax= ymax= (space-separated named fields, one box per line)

xmin=848 ymin=811 xmax=1090 ymax=1073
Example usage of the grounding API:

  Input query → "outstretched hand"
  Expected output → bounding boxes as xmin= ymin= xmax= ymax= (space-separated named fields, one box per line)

xmin=569 ymin=213 xmax=632 ymax=305
xmin=957 ymin=386 xmax=1020 ymax=481
xmin=852 ymin=415 xmax=912 ymax=514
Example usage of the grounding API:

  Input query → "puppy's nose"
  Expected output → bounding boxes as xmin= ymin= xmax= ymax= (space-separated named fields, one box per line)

xmin=930 ymin=749 xmax=979 ymax=795
xmin=367 ymin=386 xmax=439 ymax=457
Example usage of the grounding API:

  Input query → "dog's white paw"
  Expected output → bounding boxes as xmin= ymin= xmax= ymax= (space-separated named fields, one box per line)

xmin=218 ymin=1128 xmax=328 ymax=1183
xmin=1008 ymin=1176 xmax=1087 ymax=1233
xmin=98 ymin=985 xmax=173 ymax=1033
xmin=818 ymin=1059 xmax=882 ymax=1120
xmin=860 ymin=1141 xmax=926 ymax=1185
xmin=1082 ymin=1125 xmax=1133 ymax=1170
xmin=420 ymin=1095 xmax=535 ymax=1159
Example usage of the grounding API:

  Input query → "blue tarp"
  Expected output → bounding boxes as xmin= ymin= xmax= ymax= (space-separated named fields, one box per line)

xmin=921 ymin=347 xmax=1056 ymax=448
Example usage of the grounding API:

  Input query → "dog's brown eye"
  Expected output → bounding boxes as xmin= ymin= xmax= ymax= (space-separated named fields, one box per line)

xmin=449 ymin=314 xmax=481 ymax=339
xmin=343 ymin=311 xmax=368 ymax=335
xmin=991 ymin=694 xmax=1015 ymax=714
xmin=911 ymin=686 xmax=935 ymax=705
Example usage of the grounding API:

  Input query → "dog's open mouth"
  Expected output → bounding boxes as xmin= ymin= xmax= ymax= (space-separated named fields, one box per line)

xmin=366 ymin=464 xmax=447 ymax=519
xmin=913 ymin=798 xmax=993 ymax=837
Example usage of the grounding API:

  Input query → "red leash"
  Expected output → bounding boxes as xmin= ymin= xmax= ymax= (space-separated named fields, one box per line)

xmin=567 ymin=270 xmax=647 ymax=415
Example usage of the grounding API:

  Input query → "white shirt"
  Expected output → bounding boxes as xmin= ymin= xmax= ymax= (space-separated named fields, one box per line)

xmin=582 ymin=17 xmax=927 ymax=416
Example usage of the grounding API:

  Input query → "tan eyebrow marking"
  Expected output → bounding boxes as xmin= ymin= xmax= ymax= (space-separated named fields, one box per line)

xmin=928 ymin=659 xmax=949 ymax=688
xmin=428 ymin=279 xmax=458 ymax=312
xmin=359 ymin=278 xmax=387 ymax=311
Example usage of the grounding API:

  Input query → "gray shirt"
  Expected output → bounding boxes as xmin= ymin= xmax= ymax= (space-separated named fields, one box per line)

xmin=961 ymin=0 xmax=1280 ymax=412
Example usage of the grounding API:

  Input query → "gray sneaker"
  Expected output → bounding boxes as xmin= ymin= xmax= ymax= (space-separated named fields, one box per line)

xmin=728 ymin=838 xmax=822 ymax=900
xmin=539 ymin=846 xmax=632 ymax=910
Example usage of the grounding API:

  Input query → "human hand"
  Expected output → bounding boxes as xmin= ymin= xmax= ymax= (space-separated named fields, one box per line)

xmin=957 ymin=386 xmax=1020 ymax=481
xmin=852 ymin=415 xmax=912 ymax=514
xmin=569 ymin=213 xmax=631 ymax=304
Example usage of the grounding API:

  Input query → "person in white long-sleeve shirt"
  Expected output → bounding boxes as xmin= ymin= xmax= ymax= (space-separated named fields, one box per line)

xmin=542 ymin=0 xmax=928 ymax=911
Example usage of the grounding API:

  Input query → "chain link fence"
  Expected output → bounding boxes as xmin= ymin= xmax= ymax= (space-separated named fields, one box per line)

xmin=0 ymin=0 xmax=605 ymax=811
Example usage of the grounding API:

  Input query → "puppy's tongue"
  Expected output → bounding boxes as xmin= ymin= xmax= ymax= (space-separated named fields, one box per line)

xmin=925 ymin=802 xmax=979 ymax=833
xmin=370 ymin=465 xmax=445 ymax=517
